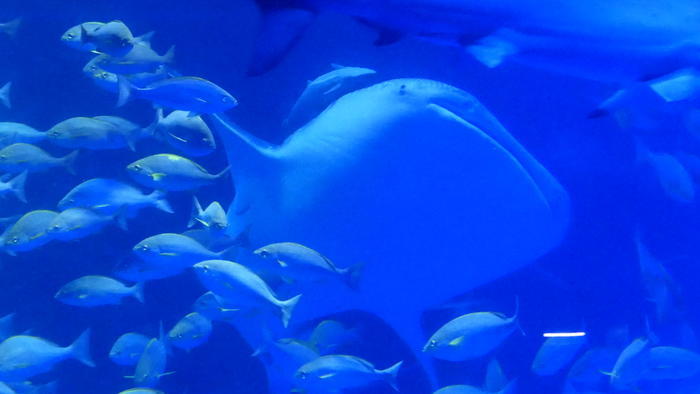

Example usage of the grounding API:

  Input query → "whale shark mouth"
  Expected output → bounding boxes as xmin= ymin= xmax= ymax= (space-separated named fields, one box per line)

xmin=207 ymin=78 xmax=569 ymax=389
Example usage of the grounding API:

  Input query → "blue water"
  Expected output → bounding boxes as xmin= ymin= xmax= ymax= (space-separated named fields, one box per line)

xmin=0 ymin=1 xmax=698 ymax=393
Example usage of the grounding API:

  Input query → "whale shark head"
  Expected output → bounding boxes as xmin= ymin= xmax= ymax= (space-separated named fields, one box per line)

xmin=208 ymin=78 xmax=569 ymax=389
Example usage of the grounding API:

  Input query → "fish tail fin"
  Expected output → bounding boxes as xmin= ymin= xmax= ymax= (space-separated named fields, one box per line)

xmin=214 ymin=166 xmax=230 ymax=179
xmin=69 ymin=328 xmax=95 ymax=367
xmin=188 ymin=196 xmax=203 ymax=228
xmin=8 ymin=171 xmax=27 ymax=203
xmin=0 ymin=81 xmax=11 ymax=109
xmin=134 ymin=30 xmax=155 ymax=46
xmin=217 ymin=244 xmax=238 ymax=260
xmin=343 ymin=262 xmax=364 ymax=290
xmin=247 ymin=3 xmax=315 ymax=75
xmin=117 ymin=75 xmax=136 ymax=107
xmin=62 ymin=150 xmax=79 ymax=175
xmin=2 ymin=18 xmax=21 ymax=38
xmin=379 ymin=360 xmax=403 ymax=391
xmin=279 ymin=294 xmax=302 ymax=328
xmin=144 ymin=107 xmax=164 ymax=138
xmin=512 ymin=296 xmax=525 ymax=336
xmin=131 ymin=282 xmax=145 ymax=303
xmin=149 ymin=190 xmax=174 ymax=213
xmin=163 ymin=45 xmax=176 ymax=64
xmin=113 ymin=205 xmax=129 ymax=231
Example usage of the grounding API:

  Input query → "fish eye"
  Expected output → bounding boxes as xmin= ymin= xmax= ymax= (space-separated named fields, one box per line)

xmin=139 ymin=244 xmax=150 ymax=251
xmin=100 ymin=72 xmax=110 ymax=79
xmin=9 ymin=237 xmax=18 ymax=245
xmin=298 ymin=372 xmax=307 ymax=379
xmin=221 ymin=96 xmax=231 ymax=103
xmin=429 ymin=339 xmax=437 ymax=347
xmin=66 ymin=33 xmax=74 ymax=39
xmin=258 ymin=250 xmax=270 ymax=258
xmin=132 ymin=164 xmax=142 ymax=171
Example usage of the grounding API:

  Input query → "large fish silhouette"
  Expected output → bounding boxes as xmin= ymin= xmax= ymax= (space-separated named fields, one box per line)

xmin=208 ymin=78 xmax=569 ymax=389
xmin=250 ymin=0 xmax=700 ymax=83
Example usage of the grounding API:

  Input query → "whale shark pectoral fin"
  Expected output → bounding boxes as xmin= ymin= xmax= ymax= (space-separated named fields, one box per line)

xmin=248 ymin=5 xmax=316 ymax=76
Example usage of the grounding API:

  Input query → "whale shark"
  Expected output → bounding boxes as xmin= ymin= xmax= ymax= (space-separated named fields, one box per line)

xmin=207 ymin=78 xmax=569 ymax=390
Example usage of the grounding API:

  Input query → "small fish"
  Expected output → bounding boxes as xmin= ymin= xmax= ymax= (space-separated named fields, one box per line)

xmin=58 ymin=178 xmax=173 ymax=216
xmin=0 ymin=143 xmax=77 ymax=174
xmin=254 ymin=242 xmax=361 ymax=289
xmin=1 ymin=210 xmax=58 ymax=255
xmin=424 ymin=300 xmax=520 ymax=361
xmin=94 ymin=44 xmax=175 ymax=75
xmin=47 ymin=116 xmax=136 ymax=151
xmin=110 ymin=332 xmax=150 ymax=366
xmin=80 ymin=20 xmax=135 ymax=57
xmin=604 ymin=337 xmax=651 ymax=390
xmin=635 ymin=233 xmax=679 ymax=322
xmin=294 ymin=355 xmax=402 ymax=392
xmin=643 ymin=346 xmax=700 ymax=381
xmin=55 ymin=275 xmax=144 ymax=307
xmin=113 ymin=259 xmax=185 ymax=283
xmin=565 ymin=347 xmax=619 ymax=390
xmin=61 ymin=22 xmax=104 ymax=51
xmin=47 ymin=208 xmax=126 ymax=241
xmin=133 ymin=233 xmax=231 ymax=270
xmin=193 ymin=259 xmax=302 ymax=328
xmin=188 ymin=196 xmax=228 ymax=231
xmin=83 ymin=57 xmax=176 ymax=93
xmin=308 ymin=320 xmax=359 ymax=354
xmin=130 ymin=337 xmax=169 ymax=388
xmin=531 ymin=334 xmax=587 ymax=376
xmin=285 ymin=64 xmax=377 ymax=130
xmin=0 ymin=82 xmax=11 ymax=109
xmin=167 ymin=312 xmax=212 ymax=351
xmin=0 ymin=171 xmax=27 ymax=203
xmin=636 ymin=140 xmax=695 ymax=203
xmin=0 ymin=18 xmax=21 ymax=38
xmin=149 ymin=109 xmax=216 ymax=157
xmin=117 ymin=76 xmax=237 ymax=115
xmin=0 ymin=329 xmax=93 ymax=381
xmin=127 ymin=153 xmax=229 ymax=191
xmin=256 ymin=336 xmax=319 ymax=393
xmin=0 ymin=122 xmax=46 ymax=148
xmin=192 ymin=291 xmax=239 ymax=323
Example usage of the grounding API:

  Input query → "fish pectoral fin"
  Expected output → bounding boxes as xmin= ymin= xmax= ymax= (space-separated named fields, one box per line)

xmin=448 ymin=336 xmax=465 ymax=347
xmin=159 ymin=252 xmax=178 ymax=256
xmin=159 ymin=371 xmax=176 ymax=377
xmin=78 ymin=294 xmax=88 ymax=299
xmin=195 ymin=218 xmax=210 ymax=227
xmin=92 ymin=204 xmax=111 ymax=209
xmin=150 ymin=172 xmax=166 ymax=181
xmin=323 ymin=83 xmax=342 ymax=95
xmin=167 ymin=132 xmax=189 ymax=143
xmin=28 ymin=232 xmax=45 ymax=240
xmin=276 ymin=259 xmax=288 ymax=268
xmin=319 ymin=373 xmax=336 ymax=380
